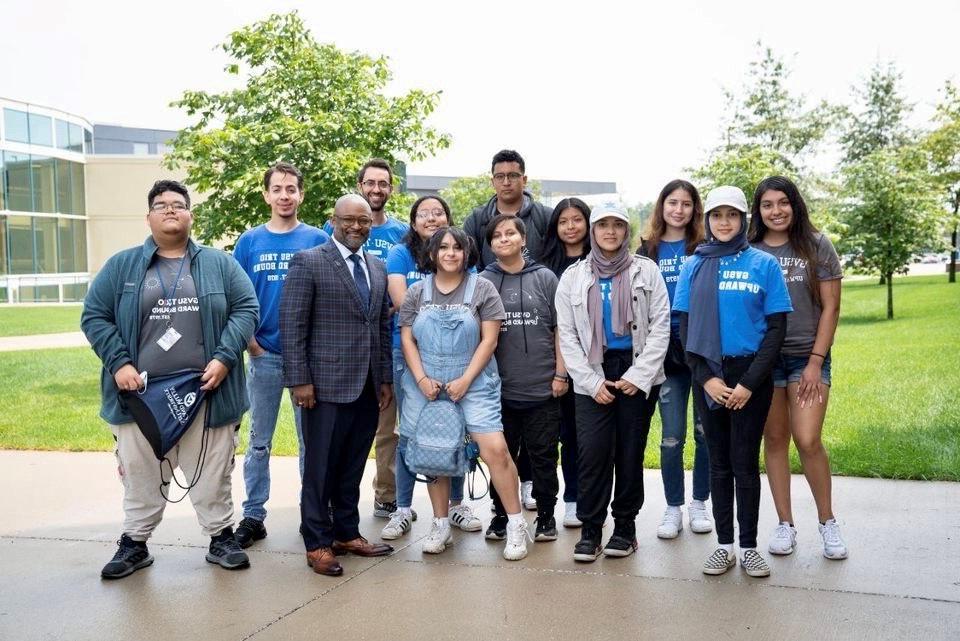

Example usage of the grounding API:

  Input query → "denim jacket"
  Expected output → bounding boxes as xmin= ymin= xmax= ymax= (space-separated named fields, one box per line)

xmin=81 ymin=236 xmax=259 ymax=427
xmin=555 ymin=254 xmax=671 ymax=397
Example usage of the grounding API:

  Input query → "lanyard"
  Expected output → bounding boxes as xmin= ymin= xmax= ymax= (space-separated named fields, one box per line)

xmin=155 ymin=254 xmax=188 ymax=328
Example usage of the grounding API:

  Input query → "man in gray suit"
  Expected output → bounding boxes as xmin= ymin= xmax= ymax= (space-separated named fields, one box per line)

xmin=280 ymin=194 xmax=394 ymax=576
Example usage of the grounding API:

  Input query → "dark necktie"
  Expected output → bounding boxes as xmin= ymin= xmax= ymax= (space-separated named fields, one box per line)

xmin=349 ymin=253 xmax=370 ymax=311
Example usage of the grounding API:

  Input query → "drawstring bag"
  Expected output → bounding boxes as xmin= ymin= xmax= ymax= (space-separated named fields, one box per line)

xmin=119 ymin=369 xmax=209 ymax=502
xmin=406 ymin=390 xmax=468 ymax=478
xmin=464 ymin=438 xmax=489 ymax=500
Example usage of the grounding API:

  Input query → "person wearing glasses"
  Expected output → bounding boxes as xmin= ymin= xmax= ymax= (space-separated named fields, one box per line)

xmin=324 ymin=159 xmax=409 ymax=521
xmin=281 ymin=194 xmax=396 ymax=577
xmin=82 ymin=180 xmax=259 ymax=579
xmin=380 ymin=196 xmax=483 ymax=541
xmin=464 ymin=149 xmax=552 ymax=270
xmin=231 ymin=163 xmax=329 ymax=550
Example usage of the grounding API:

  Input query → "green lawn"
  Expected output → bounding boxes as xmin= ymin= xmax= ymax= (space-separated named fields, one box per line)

xmin=0 ymin=275 xmax=957 ymax=480
xmin=0 ymin=305 xmax=82 ymax=336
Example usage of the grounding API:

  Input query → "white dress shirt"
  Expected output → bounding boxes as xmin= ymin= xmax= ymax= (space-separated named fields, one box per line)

xmin=331 ymin=235 xmax=371 ymax=289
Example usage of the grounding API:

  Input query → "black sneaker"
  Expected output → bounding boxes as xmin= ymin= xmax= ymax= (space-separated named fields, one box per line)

xmin=374 ymin=500 xmax=398 ymax=519
xmin=534 ymin=515 xmax=558 ymax=542
xmin=101 ymin=534 xmax=154 ymax=579
xmin=235 ymin=517 xmax=267 ymax=549
xmin=573 ymin=528 xmax=602 ymax=562
xmin=485 ymin=514 xmax=508 ymax=540
xmin=206 ymin=527 xmax=250 ymax=570
xmin=603 ymin=532 xmax=639 ymax=557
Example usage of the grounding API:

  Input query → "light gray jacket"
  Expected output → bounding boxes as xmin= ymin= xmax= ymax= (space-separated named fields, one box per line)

xmin=555 ymin=255 xmax=671 ymax=397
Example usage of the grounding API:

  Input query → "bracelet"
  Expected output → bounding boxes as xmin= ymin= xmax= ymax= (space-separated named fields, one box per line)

xmin=554 ymin=374 xmax=569 ymax=382
xmin=810 ymin=352 xmax=826 ymax=360
xmin=417 ymin=374 xmax=429 ymax=385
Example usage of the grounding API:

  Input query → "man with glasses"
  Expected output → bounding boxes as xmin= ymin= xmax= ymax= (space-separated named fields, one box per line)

xmin=324 ymin=158 xmax=409 ymax=519
xmin=281 ymin=194 xmax=395 ymax=576
xmin=232 ymin=163 xmax=330 ymax=549
xmin=82 ymin=180 xmax=259 ymax=579
xmin=464 ymin=149 xmax=551 ymax=270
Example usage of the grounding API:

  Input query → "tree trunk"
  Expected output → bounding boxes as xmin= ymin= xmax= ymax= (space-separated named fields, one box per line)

xmin=950 ymin=222 xmax=957 ymax=284
xmin=886 ymin=271 xmax=894 ymax=319
xmin=879 ymin=274 xmax=886 ymax=285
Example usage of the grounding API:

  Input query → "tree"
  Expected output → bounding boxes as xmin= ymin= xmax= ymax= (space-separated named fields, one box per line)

xmin=164 ymin=12 xmax=450 ymax=244
xmin=439 ymin=174 xmax=542 ymax=226
xmin=692 ymin=146 xmax=793 ymax=205
xmin=922 ymin=81 xmax=960 ymax=283
xmin=838 ymin=146 xmax=943 ymax=318
xmin=840 ymin=62 xmax=913 ymax=164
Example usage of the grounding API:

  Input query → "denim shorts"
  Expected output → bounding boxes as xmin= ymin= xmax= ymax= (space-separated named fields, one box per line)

xmin=773 ymin=352 xmax=832 ymax=388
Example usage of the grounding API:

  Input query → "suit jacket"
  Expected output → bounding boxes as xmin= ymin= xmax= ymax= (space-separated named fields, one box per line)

xmin=280 ymin=241 xmax=392 ymax=403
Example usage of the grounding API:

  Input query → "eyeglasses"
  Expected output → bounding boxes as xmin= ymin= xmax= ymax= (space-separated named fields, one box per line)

xmin=336 ymin=215 xmax=374 ymax=228
xmin=415 ymin=209 xmax=446 ymax=220
xmin=149 ymin=202 xmax=189 ymax=213
xmin=492 ymin=172 xmax=523 ymax=184
xmin=361 ymin=180 xmax=392 ymax=190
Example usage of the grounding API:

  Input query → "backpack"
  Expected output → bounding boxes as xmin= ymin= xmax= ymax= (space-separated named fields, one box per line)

xmin=406 ymin=391 xmax=468 ymax=478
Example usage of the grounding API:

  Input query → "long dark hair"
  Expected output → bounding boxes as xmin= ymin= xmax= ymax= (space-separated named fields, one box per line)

xmin=425 ymin=226 xmax=479 ymax=274
xmin=541 ymin=197 xmax=590 ymax=274
xmin=748 ymin=176 xmax=821 ymax=300
xmin=403 ymin=195 xmax=452 ymax=272
xmin=642 ymin=179 xmax=704 ymax=261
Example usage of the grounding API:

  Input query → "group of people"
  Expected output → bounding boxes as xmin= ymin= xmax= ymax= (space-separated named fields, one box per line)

xmin=81 ymin=149 xmax=847 ymax=582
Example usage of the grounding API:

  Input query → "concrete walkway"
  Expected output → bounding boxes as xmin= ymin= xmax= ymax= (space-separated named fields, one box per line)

xmin=0 ymin=331 xmax=88 ymax=352
xmin=1 ymin=450 xmax=957 ymax=641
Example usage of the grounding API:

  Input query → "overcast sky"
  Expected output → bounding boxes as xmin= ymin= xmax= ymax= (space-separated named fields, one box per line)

xmin=3 ymin=0 xmax=958 ymax=202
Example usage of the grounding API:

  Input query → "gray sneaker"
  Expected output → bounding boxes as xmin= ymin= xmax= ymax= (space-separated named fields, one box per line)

xmin=206 ymin=527 xmax=250 ymax=570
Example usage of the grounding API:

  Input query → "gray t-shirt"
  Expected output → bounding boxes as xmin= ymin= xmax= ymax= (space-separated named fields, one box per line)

xmin=138 ymin=255 xmax=206 ymax=374
xmin=753 ymin=233 xmax=842 ymax=355
xmin=399 ymin=275 xmax=505 ymax=329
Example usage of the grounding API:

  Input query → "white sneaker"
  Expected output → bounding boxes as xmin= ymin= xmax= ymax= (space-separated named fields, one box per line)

xmin=702 ymin=548 xmax=736 ymax=575
xmin=563 ymin=502 xmax=582 ymax=528
xmin=448 ymin=504 xmax=482 ymax=532
xmin=688 ymin=500 xmax=713 ymax=534
xmin=768 ymin=522 xmax=798 ymax=555
xmin=819 ymin=519 xmax=849 ymax=560
xmin=421 ymin=520 xmax=452 ymax=554
xmin=381 ymin=511 xmax=412 ymax=540
xmin=740 ymin=549 xmax=771 ymax=577
xmin=503 ymin=519 xmax=531 ymax=561
xmin=521 ymin=481 xmax=537 ymax=511
xmin=657 ymin=507 xmax=683 ymax=539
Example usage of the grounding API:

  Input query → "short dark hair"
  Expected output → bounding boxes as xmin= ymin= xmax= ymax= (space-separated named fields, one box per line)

xmin=357 ymin=158 xmax=393 ymax=184
xmin=491 ymin=149 xmax=525 ymax=174
xmin=485 ymin=213 xmax=526 ymax=246
xmin=147 ymin=180 xmax=190 ymax=209
xmin=425 ymin=226 xmax=479 ymax=273
xmin=263 ymin=162 xmax=304 ymax=191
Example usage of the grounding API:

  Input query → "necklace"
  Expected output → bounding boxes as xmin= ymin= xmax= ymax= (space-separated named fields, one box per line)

xmin=719 ymin=250 xmax=745 ymax=267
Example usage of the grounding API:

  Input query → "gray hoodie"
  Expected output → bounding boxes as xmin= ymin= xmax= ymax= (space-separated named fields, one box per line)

xmin=481 ymin=260 xmax=559 ymax=403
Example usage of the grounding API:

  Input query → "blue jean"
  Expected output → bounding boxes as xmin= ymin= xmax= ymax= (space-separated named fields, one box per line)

xmin=658 ymin=370 xmax=710 ymax=506
xmin=393 ymin=348 xmax=463 ymax=507
xmin=242 ymin=351 xmax=304 ymax=521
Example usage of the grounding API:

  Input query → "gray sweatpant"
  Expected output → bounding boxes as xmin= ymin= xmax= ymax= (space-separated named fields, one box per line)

xmin=110 ymin=402 xmax=239 ymax=541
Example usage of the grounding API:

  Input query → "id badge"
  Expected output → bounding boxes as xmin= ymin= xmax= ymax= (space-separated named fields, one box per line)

xmin=156 ymin=327 xmax=182 ymax=352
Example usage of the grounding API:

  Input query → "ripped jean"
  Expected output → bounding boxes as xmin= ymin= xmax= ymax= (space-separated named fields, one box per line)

xmin=242 ymin=351 xmax=304 ymax=522
xmin=658 ymin=369 xmax=710 ymax=506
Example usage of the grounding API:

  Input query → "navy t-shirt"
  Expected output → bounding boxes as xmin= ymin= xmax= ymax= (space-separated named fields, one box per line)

xmin=673 ymin=247 xmax=793 ymax=357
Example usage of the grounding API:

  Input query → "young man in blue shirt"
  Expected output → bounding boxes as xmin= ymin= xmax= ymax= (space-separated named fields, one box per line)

xmin=233 ymin=162 xmax=330 ymax=548
xmin=324 ymin=159 xmax=410 ymax=518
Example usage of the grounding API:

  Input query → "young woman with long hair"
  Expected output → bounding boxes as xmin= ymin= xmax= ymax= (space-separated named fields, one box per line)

xmin=639 ymin=180 xmax=713 ymax=540
xmin=749 ymin=176 xmax=847 ymax=560
xmin=674 ymin=186 xmax=792 ymax=578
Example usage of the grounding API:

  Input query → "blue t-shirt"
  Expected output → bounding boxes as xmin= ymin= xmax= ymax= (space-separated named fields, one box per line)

xmin=673 ymin=247 xmax=793 ymax=357
xmin=656 ymin=239 xmax=691 ymax=336
xmin=600 ymin=277 xmax=632 ymax=351
xmin=233 ymin=222 xmax=330 ymax=354
xmin=385 ymin=243 xmax=427 ymax=349
xmin=323 ymin=216 xmax=408 ymax=262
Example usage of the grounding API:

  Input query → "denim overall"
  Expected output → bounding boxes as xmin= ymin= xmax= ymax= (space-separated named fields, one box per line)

xmin=400 ymin=274 xmax=502 ymax=439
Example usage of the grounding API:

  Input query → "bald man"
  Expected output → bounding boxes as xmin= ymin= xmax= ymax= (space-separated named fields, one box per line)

xmin=280 ymin=194 xmax=395 ymax=576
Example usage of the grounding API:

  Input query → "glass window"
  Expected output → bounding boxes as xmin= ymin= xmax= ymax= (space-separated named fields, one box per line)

xmin=20 ymin=284 xmax=60 ymax=302
xmin=68 ymin=123 xmax=84 ymax=153
xmin=32 ymin=156 xmax=57 ymax=213
xmin=71 ymin=162 xmax=85 ymax=215
xmin=28 ymin=113 xmax=53 ymax=147
xmin=56 ymin=120 xmax=70 ymax=149
xmin=7 ymin=215 xmax=34 ymax=274
xmin=3 ymin=152 xmax=33 ymax=211
xmin=0 ymin=215 xmax=7 ymax=275
xmin=34 ymin=216 xmax=57 ymax=274
xmin=84 ymin=128 xmax=93 ymax=154
xmin=3 ymin=109 xmax=29 ymax=143
xmin=63 ymin=282 xmax=87 ymax=302
xmin=56 ymin=159 xmax=72 ymax=214
xmin=58 ymin=218 xmax=87 ymax=273
xmin=0 ymin=153 xmax=4 ymax=211
xmin=133 ymin=142 xmax=149 ymax=155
